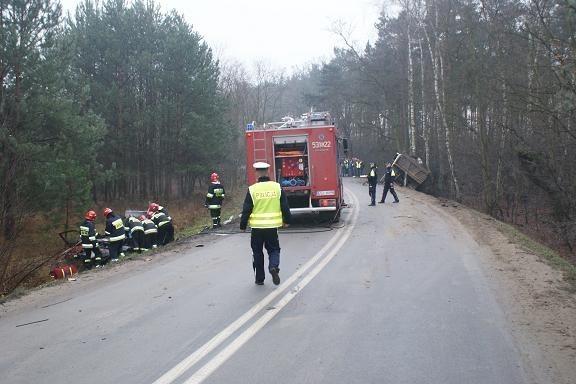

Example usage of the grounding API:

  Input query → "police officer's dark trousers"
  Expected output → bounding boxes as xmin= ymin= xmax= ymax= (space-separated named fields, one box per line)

xmin=369 ymin=184 xmax=376 ymax=205
xmin=381 ymin=184 xmax=399 ymax=203
xmin=251 ymin=228 xmax=280 ymax=283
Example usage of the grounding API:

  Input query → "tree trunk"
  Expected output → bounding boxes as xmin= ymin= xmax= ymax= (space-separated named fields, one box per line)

xmin=407 ymin=22 xmax=417 ymax=156
xmin=422 ymin=2 xmax=460 ymax=200
xmin=419 ymin=38 xmax=430 ymax=167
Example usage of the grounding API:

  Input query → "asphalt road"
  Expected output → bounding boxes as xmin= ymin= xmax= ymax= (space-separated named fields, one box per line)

xmin=0 ymin=178 xmax=531 ymax=384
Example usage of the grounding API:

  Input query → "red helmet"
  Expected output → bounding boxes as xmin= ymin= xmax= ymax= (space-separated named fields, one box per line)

xmin=139 ymin=215 xmax=147 ymax=221
xmin=84 ymin=210 xmax=97 ymax=221
xmin=146 ymin=210 xmax=153 ymax=218
xmin=103 ymin=207 xmax=113 ymax=217
xmin=210 ymin=172 xmax=219 ymax=182
xmin=149 ymin=203 xmax=159 ymax=212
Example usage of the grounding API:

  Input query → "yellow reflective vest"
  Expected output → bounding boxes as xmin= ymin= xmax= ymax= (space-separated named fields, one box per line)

xmin=248 ymin=181 xmax=283 ymax=228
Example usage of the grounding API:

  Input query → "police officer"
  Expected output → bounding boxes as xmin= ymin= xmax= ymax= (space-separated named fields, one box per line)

xmin=79 ymin=210 xmax=102 ymax=268
xmin=148 ymin=202 xmax=174 ymax=245
xmin=367 ymin=163 xmax=378 ymax=206
xmin=379 ymin=162 xmax=400 ymax=204
xmin=140 ymin=214 xmax=158 ymax=249
xmin=103 ymin=207 xmax=126 ymax=262
xmin=240 ymin=162 xmax=291 ymax=286
xmin=205 ymin=172 xmax=226 ymax=229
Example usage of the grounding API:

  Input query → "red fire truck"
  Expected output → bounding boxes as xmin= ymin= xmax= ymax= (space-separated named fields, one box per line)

xmin=245 ymin=111 xmax=344 ymax=220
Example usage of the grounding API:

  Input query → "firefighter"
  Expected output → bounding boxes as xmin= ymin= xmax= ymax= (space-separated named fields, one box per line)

xmin=367 ymin=163 xmax=378 ymax=206
xmin=124 ymin=215 xmax=145 ymax=252
xmin=379 ymin=162 xmax=400 ymax=204
xmin=79 ymin=210 xmax=103 ymax=268
xmin=103 ymin=207 xmax=126 ymax=262
xmin=140 ymin=214 xmax=158 ymax=249
xmin=240 ymin=162 xmax=291 ymax=286
xmin=205 ymin=172 xmax=226 ymax=229
xmin=148 ymin=203 xmax=174 ymax=245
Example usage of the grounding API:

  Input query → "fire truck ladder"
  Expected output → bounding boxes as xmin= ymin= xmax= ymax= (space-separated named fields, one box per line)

xmin=252 ymin=130 xmax=268 ymax=163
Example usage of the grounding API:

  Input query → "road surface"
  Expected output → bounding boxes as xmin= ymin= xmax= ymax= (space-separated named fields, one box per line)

xmin=0 ymin=178 xmax=535 ymax=383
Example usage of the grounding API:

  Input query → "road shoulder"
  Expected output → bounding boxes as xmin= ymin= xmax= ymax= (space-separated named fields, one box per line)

xmin=406 ymin=187 xmax=576 ymax=384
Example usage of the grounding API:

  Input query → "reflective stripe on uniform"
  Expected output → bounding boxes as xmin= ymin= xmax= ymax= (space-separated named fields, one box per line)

xmin=249 ymin=212 xmax=282 ymax=227
xmin=130 ymin=226 xmax=144 ymax=234
xmin=208 ymin=205 xmax=221 ymax=209
xmin=82 ymin=243 xmax=94 ymax=249
xmin=144 ymin=229 xmax=158 ymax=234
xmin=207 ymin=193 xmax=214 ymax=198
xmin=109 ymin=234 xmax=126 ymax=242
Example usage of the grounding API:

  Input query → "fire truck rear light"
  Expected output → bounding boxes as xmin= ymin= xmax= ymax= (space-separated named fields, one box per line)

xmin=320 ymin=199 xmax=337 ymax=207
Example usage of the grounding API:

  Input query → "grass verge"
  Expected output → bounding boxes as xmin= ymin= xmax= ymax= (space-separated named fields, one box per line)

xmin=498 ymin=221 xmax=576 ymax=289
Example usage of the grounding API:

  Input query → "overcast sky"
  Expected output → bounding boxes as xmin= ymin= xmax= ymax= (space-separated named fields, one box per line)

xmin=60 ymin=0 xmax=391 ymax=74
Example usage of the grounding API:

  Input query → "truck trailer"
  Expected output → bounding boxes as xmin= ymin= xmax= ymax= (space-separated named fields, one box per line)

xmin=245 ymin=112 xmax=344 ymax=220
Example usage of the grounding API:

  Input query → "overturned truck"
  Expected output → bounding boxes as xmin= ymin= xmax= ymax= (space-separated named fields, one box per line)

xmin=392 ymin=153 xmax=430 ymax=185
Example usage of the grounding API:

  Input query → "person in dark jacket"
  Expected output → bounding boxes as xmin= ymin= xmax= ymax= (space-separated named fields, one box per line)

xmin=124 ymin=216 xmax=145 ymax=252
xmin=103 ymin=207 xmax=126 ymax=262
xmin=148 ymin=203 xmax=174 ymax=245
xmin=367 ymin=163 xmax=378 ymax=206
xmin=140 ymin=214 xmax=158 ymax=249
xmin=79 ymin=210 xmax=103 ymax=268
xmin=379 ymin=162 xmax=400 ymax=204
xmin=240 ymin=162 xmax=291 ymax=286
xmin=205 ymin=172 xmax=226 ymax=229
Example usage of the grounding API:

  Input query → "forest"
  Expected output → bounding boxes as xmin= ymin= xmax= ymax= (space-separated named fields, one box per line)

xmin=1 ymin=0 xmax=575 ymax=294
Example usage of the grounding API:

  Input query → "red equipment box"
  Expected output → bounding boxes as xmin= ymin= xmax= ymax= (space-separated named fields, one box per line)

xmin=281 ymin=157 xmax=304 ymax=177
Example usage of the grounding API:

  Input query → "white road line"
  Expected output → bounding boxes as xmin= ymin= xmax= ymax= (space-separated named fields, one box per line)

xmin=184 ymin=191 xmax=359 ymax=383
xmin=152 ymin=188 xmax=358 ymax=384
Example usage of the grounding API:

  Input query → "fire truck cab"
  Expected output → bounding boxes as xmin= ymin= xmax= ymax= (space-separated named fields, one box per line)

xmin=245 ymin=111 xmax=344 ymax=219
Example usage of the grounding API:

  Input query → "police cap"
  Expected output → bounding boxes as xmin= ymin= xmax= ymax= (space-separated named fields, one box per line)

xmin=253 ymin=162 xmax=270 ymax=170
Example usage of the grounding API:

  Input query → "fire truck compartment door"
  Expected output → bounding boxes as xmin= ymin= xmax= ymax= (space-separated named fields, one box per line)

xmin=273 ymin=135 xmax=307 ymax=144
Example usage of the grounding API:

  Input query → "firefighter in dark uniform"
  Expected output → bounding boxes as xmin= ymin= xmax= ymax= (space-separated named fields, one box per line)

xmin=79 ymin=210 xmax=103 ymax=268
xmin=103 ymin=207 xmax=126 ymax=261
xmin=367 ymin=163 xmax=378 ymax=206
xmin=148 ymin=202 xmax=174 ymax=245
xmin=240 ymin=162 xmax=291 ymax=286
xmin=140 ymin=214 xmax=158 ymax=249
xmin=379 ymin=162 xmax=400 ymax=203
xmin=205 ymin=172 xmax=226 ymax=229
xmin=124 ymin=215 xmax=145 ymax=252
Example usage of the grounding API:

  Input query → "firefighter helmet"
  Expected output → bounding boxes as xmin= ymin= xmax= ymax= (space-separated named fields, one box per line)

xmin=85 ymin=210 xmax=97 ymax=221
xmin=139 ymin=215 xmax=147 ymax=221
xmin=149 ymin=203 xmax=159 ymax=212
xmin=103 ymin=207 xmax=113 ymax=217
xmin=210 ymin=172 xmax=219 ymax=182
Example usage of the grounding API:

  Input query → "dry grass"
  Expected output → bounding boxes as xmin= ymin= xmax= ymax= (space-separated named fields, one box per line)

xmin=498 ymin=221 xmax=576 ymax=288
